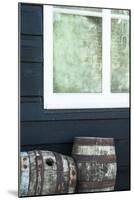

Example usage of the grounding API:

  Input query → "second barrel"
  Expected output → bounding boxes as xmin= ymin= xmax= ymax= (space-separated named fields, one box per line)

xmin=72 ymin=137 xmax=117 ymax=193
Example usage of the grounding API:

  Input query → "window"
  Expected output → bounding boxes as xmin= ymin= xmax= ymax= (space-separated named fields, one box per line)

xmin=43 ymin=5 xmax=130 ymax=109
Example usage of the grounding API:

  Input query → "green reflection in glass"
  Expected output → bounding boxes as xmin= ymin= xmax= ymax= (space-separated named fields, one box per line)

xmin=111 ymin=19 xmax=129 ymax=93
xmin=111 ymin=9 xmax=129 ymax=15
xmin=53 ymin=13 xmax=102 ymax=93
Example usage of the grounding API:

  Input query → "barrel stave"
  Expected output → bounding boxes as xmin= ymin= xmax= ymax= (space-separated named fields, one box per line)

xmin=67 ymin=156 xmax=77 ymax=193
xmin=35 ymin=150 xmax=44 ymax=195
xmin=61 ymin=155 xmax=70 ymax=193
xmin=41 ymin=151 xmax=57 ymax=195
xmin=28 ymin=151 xmax=37 ymax=196
xmin=20 ymin=152 xmax=30 ymax=197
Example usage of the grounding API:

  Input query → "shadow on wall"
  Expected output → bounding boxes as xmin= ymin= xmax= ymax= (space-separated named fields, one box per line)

xmin=8 ymin=190 xmax=18 ymax=197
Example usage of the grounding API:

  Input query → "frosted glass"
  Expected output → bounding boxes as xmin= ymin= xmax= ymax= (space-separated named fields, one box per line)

xmin=53 ymin=13 xmax=102 ymax=93
xmin=111 ymin=9 xmax=129 ymax=15
xmin=111 ymin=19 xmax=129 ymax=93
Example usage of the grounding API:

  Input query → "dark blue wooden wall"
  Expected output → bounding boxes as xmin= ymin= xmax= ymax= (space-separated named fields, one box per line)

xmin=19 ymin=3 xmax=130 ymax=192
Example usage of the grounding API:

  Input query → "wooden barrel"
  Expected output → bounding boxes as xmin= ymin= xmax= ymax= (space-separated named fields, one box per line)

xmin=19 ymin=150 xmax=77 ymax=197
xmin=72 ymin=137 xmax=117 ymax=193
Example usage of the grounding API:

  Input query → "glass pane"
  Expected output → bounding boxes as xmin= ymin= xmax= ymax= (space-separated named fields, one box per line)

xmin=111 ymin=19 xmax=129 ymax=93
xmin=53 ymin=13 xmax=102 ymax=93
xmin=111 ymin=9 xmax=129 ymax=15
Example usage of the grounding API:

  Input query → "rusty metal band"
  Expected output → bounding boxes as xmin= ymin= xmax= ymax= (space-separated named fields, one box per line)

xmin=34 ymin=151 xmax=38 ymax=196
xmin=73 ymin=138 xmax=114 ymax=146
xmin=53 ymin=152 xmax=64 ymax=194
xmin=78 ymin=179 xmax=116 ymax=190
xmin=72 ymin=154 xmax=116 ymax=164
xmin=35 ymin=150 xmax=44 ymax=196
xmin=39 ymin=150 xmax=44 ymax=195
xmin=27 ymin=151 xmax=36 ymax=196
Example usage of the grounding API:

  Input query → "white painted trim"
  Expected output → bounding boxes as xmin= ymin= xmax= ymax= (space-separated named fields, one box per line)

xmin=43 ymin=5 xmax=129 ymax=109
xmin=43 ymin=5 xmax=53 ymax=108
xmin=53 ymin=7 xmax=102 ymax=17
xmin=45 ymin=93 xmax=129 ymax=109
xmin=102 ymin=9 xmax=111 ymax=94
xmin=53 ymin=7 xmax=129 ymax=20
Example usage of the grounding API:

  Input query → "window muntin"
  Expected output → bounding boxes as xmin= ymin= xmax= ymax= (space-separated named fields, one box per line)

xmin=43 ymin=6 xmax=130 ymax=109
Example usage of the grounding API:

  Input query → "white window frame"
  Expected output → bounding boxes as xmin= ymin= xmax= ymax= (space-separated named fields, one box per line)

xmin=43 ymin=5 xmax=129 ymax=109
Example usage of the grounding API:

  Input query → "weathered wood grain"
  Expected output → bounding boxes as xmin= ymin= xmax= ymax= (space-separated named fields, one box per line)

xmin=28 ymin=151 xmax=36 ymax=196
xmin=35 ymin=150 xmax=44 ymax=195
xmin=67 ymin=156 xmax=77 ymax=193
xmin=20 ymin=152 xmax=30 ymax=197
xmin=72 ymin=137 xmax=117 ymax=193
xmin=41 ymin=151 xmax=57 ymax=195
xmin=19 ymin=150 xmax=77 ymax=197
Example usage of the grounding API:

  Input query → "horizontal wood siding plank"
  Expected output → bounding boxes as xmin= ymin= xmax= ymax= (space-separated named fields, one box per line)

xmin=115 ymin=139 xmax=130 ymax=167
xmin=21 ymin=119 xmax=129 ymax=145
xmin=20 ymin=4 xmax=43 ymax=35
xmin=21 ymin=97 xmax=43 ymax=103
xmin=21 ymin=101 xmax=130 ymax=121
xmin=21 ymin=143 xmax=73 ymax=156
xmin=21 ymin=35 xmax=43 ymax=62
xmin=21 ymin=63 xmax=43 ymax=96
xmin=115 ymin=166 xmax=130 ymax=191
